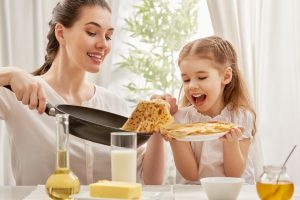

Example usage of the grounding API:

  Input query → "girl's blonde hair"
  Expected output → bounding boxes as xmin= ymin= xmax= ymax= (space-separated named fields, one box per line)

xmin=178 ymin=36 xmax=256 ymax=135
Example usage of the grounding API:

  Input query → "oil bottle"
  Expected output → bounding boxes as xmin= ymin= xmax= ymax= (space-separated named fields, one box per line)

xmin=45 ymin=114 xmax=80 ymax=200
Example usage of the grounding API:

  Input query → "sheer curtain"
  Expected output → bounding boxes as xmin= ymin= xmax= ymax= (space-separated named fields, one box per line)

xmin=0 ymin=0 xmax=58 ymax=186
xmin=207 ymin=0 xmax=300 ymax=183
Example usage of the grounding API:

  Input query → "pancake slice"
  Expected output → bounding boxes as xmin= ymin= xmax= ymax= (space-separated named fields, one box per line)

xmin=121 ymin=99 xmax=173 ymax=133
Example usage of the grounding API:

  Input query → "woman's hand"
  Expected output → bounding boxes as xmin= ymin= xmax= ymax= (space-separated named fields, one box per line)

xmin=150 ymin=93 xmax=178 ymax=115
xmin=9 ymin=68 xmax=46 ymax=114
xmin=219 ymin=127 xmax=244 ymax=142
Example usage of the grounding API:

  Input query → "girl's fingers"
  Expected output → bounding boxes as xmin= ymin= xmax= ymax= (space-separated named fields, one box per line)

xmin=221 ymin=128 xmax=242 ymax=142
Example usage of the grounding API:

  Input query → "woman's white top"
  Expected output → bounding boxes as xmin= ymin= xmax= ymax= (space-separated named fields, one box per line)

xmin=0 ymin=77 xmax=146 ymax=185
xmin=174 ymin=106 xmax=255 ymax=184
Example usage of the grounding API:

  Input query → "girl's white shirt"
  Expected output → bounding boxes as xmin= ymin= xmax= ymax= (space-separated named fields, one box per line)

xmin=174 ymin=105 xmax=255 ymax=184
xmin=0 ymin=77 xmax=146 ymax=185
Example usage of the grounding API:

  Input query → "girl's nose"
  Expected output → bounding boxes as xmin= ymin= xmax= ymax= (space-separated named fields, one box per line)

xmin=189 ymin=80 xmax=199 ymax=90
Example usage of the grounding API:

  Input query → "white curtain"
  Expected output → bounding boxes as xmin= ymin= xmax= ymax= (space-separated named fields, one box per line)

xmin=0 ymin=0 xmax=59 ymax=186
xmin=207 ymin=0 xmax=300 ymax=183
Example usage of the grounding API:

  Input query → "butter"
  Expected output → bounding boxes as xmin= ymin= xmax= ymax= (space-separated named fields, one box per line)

xmin=89 ymin=180 xmax=142 ymax=199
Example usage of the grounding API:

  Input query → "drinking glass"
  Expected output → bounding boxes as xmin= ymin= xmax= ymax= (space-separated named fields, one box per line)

xmin=111 ymin=132 xmax=137 ymax=183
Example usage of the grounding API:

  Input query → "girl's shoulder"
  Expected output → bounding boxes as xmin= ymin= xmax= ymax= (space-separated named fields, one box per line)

xmin=173 ymin=106 xmax=196 ymax=123
xmin=230 ymin=107 xmax=255 ymax=123
xmin=229 ymin=107 xmax=255 ymax=138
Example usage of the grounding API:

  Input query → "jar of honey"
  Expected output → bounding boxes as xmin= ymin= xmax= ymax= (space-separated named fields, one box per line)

xmin=256 ymin=165 xmax=294 ymax=200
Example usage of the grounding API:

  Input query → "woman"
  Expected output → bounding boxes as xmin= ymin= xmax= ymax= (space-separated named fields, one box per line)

xmin=0 ymin=0 xmax=165 ymax=185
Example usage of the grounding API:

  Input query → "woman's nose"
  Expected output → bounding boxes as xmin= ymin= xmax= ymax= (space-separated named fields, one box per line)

xmin=96 ymin=36 xmax=109 ymax=50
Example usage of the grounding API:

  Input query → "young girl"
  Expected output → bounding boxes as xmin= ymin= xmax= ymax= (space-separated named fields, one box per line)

xmin=169 ymin=36 xmax=256 ymax=184
xmin=0 ymin=0 xmax=164 ymax=185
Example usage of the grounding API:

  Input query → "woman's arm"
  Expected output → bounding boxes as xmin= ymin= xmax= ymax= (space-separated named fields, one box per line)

xmin=0 ymin=67 xmax=46 ymax=113
xmin=142 ymin=133 xmax=165 ymax=185
xmin=170 ymin=140 xmax=199 ymax=181
xmin=222 ymin=128 xmax=251 ymax=177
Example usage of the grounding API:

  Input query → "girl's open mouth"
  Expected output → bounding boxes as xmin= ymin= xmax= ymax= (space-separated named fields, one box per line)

xmin=192 ymin=94 xmax=206 ymax=106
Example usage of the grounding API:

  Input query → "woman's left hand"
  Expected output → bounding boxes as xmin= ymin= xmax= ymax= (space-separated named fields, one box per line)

xmin=219 ymin=127 xmax=244 ymax=142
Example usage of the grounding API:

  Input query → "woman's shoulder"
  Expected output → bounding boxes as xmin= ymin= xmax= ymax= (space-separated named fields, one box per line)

xmin=92 ymin=85 xmax=130 ymax=117
xmin=94 ymin=85 xmax=124 ymax=102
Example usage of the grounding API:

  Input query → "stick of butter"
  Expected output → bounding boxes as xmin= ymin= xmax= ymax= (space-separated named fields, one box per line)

xmin=89 ymin=180 xmax=142 ymax=199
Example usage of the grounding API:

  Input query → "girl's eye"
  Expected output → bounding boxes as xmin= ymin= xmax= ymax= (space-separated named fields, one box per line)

xmin=87 ymin=31 xmax=96 ymax=36
xmin=105 ymin=36 xmax=112 ymax=41
xmin=198 ymin=77 xmax=207 ymax=80
xmin=183 ymin=79 xmax=190 ymax=83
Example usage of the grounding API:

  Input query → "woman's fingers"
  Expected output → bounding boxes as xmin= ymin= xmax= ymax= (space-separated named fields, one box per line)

xmin=28 ymin=86 xmax=39 ymax=109
xmin=37 ymin=86 xmax=46 ymax=114
xmin=10 ymin=69 xmax=46 ymax=113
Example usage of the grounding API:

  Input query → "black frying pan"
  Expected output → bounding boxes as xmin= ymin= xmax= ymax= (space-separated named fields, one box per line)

xmin=4 ymin=85 xmax=151 ymax=147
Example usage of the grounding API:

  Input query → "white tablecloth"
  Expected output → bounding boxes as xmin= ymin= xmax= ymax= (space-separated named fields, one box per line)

xmin=21 ymin=184 xmax=300 ymax=200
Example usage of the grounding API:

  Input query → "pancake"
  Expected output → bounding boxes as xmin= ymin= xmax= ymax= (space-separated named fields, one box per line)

xmin=161 ymin=121 xmax=236 ymax=138
xmin=121 ymin=99 xmax=173 ymax=133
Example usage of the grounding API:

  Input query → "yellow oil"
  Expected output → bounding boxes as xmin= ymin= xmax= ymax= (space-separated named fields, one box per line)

xmin=256 ymin=181 xmax=294 ymax=200
xmin=45 ymin=150 xmax=80 ymax=200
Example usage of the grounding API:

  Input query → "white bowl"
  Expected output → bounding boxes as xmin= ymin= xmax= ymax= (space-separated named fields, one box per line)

xmin=200 ymin=177 xmax=244 ymax=200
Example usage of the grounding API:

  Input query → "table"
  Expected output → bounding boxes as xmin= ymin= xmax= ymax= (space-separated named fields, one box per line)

xmin=0 ymin=184 xmax=299 ymax=200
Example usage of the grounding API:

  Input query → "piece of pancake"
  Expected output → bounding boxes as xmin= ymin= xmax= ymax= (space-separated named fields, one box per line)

xmin=161 ymin=121 xmax=236 ymax=138
xmin=121 ymin=99 xmax=173 ymax=133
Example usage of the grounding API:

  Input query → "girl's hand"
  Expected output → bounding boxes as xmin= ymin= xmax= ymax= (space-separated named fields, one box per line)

xmin=9 ymin=68 xmax=46 ymax=114
xmin=153 ymin=127 xmax=175 ymax=142
xmin=219 ymin=127 xmax=244 ymax=142
xmin=150 ymin=93 xmax=178 ymax=115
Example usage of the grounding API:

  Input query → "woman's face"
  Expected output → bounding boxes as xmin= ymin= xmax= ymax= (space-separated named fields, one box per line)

xmin=179 ymin=56 xmax=229 ymax=117
xmin=62 ymin=6 xmax=113 ymax=73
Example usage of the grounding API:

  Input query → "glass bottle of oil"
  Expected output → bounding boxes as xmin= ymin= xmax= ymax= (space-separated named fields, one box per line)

xmin=45 ymin=114 xmax=80 ymax=200
xmin=256 ymin=165 xmax=294 ymax=200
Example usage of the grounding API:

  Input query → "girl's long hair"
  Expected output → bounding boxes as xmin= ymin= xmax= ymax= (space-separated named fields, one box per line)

xmin=32 ymin=0 xmax=111 ymax=76
xmin=178 ymin=36 xmax=256 ymax=135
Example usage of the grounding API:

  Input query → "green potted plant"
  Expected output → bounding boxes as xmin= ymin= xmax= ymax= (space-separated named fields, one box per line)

xmin=118 ymin=0 xmax=198 ymax=103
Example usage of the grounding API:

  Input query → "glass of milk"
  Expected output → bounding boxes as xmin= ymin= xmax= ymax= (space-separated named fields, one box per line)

xmin=111 ymin=132 xmax=137 ymax=183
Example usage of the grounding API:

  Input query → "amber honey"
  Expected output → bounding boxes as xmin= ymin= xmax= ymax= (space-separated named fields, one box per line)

xmin=256 ymin=181 xmax=294 ymax=200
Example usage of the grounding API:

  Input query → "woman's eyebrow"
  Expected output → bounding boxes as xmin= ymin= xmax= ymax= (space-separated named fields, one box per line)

xmin=85 ymin=21 xmax=114 ymax=31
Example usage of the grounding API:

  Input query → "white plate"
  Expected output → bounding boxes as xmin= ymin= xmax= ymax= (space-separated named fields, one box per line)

xmin=176 ymin=132 xmax=227 ymax=141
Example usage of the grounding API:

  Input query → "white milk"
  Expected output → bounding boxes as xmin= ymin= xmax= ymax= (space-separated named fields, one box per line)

xmin=111 ymin=149 xmax=137 ymax=182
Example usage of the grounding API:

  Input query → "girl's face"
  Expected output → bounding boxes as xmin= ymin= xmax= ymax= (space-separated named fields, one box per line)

xmin=61 ymin=6 xmax=113 ymax=73
xmin=179 ymin=56 xmax=231 ymax=117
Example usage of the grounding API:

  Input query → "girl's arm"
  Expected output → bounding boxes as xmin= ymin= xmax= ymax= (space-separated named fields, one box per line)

xmin=170 ymin=140 xmax=199 ymax=181
xmin=142 ymin=93 xmax=178 ymax=184
xmin=142 ymin=133 xmax=165 ymax=185
xmin=222 ymin=128 xmax=251 ymax=177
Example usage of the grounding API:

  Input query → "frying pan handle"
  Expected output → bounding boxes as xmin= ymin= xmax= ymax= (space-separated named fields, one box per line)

xmin=3 ymin=85 xmax=56 ymax=116
xmin=45 ymin=103 xmax=56 ymax=116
